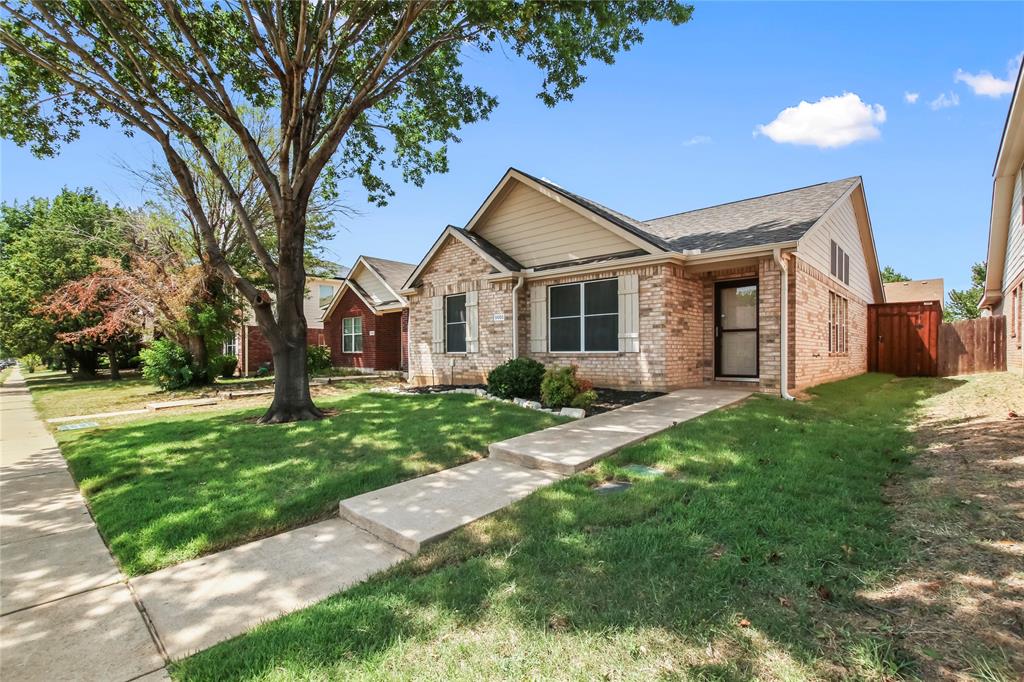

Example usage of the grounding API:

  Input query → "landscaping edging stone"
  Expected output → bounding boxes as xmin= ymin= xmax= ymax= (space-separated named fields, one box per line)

xmin=370 ymin=385 xmax=585 ymax=419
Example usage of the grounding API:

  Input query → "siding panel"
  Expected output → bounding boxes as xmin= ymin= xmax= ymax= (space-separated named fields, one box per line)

xmin=473 ymin=182 xmax=637 ymax=268
xmin=796 ymin=195 xmax=876 ymax=303
xmin=1004 ymin=167 xmax=1024 ymax=294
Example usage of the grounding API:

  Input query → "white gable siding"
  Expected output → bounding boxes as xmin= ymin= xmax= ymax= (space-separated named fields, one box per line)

xmin=303 ymin=277 xmax=341 ymax=328
xmin=353 ymin=265 xmax=394 ymax=306
xmin=473 ymin=181 xmax=638 ymax=268
xmin=1004 ymin=166 xmax=1024 ymax=295
xmin=796 ymin=194 xmax=876 ymax=303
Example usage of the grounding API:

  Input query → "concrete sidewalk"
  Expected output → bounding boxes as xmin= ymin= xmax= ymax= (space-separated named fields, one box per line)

xmin=342 ymin=387 xmax=750 ymax=555
xmin=0 ymin=368 xmax=168 ymax=682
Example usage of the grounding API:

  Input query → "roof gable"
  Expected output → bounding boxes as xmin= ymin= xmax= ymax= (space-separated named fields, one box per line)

xmin=402 ymin=225 xmax=522 ymax=290
xmin=320 ymin=255 xmax=414 ymax=320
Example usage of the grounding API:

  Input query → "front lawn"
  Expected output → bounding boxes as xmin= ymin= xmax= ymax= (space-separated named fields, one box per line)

xmin=24 ymin=370 xmax=284 ymax=421
xmin=174 ymin=374 xmax=955 ymax=681
xmin=56 ymin=390 xmax=564 ymax=575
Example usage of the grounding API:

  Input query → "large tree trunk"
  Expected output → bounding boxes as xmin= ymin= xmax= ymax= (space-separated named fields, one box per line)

xmin=186 ymin=334 xmax=211 ymax=384
xmin=107 ymin=346 xmax=121 ymax=381
xmin=62 ymin=346 xmax=76 ymax=376
xmin=257 ymin=207 xmax=323 ymax=424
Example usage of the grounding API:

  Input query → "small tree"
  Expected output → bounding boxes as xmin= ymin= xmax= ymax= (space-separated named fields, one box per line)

xmin=945 ymin=262 xmax=986 ymax=322
xmin=0 ymin=1 xmax=692 ymax=422
xmin=881 ymin=265 xmax=910 ymax=284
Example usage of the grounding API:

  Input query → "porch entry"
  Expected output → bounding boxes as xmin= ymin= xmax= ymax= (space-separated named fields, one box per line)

xmin=715 ymin=279 xmax=759 ymax=378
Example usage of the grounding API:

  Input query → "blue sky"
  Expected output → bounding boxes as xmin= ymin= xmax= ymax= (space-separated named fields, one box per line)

xmin=2 ymin=2 xmax=1021 ymax=293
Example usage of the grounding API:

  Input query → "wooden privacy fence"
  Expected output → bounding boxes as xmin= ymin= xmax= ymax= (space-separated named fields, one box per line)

xmin=868 ymin=302 xmax=1006 ymax=377
xmin=868 ymin=301 xmax=941 ymax=377
xmin=936 ymin=315 xmax=1006 ymax=376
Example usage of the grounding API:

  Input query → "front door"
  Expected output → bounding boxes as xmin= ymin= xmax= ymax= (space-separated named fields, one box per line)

xmin=715 ymin=279 xmax=759 ymax=378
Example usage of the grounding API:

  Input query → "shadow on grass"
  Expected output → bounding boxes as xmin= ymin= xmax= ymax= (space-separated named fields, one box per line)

xmin=60 ymin=392 xmax=562 ymax=575
xmin=171 ymin=374 xmax=965 ymax=681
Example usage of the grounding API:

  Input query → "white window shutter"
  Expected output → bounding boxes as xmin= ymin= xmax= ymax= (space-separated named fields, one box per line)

xmin=466 ymin=290 xmax=479 ymax=353
xmin=530 ymin=284 xmax=547 ymax=353
xmin=431 ymin=296 xmax=444 ymax=353
xmin=618 ymin=273 xmax=640 ymax=353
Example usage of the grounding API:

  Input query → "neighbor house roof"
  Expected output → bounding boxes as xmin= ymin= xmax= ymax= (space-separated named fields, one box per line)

xmin=883 ymin=278 xmax=945 ymax=306
xmin=361 ymin=256 xmax=415 ymax=300
xmin=639 ymin=178 xmax=861 ymax=253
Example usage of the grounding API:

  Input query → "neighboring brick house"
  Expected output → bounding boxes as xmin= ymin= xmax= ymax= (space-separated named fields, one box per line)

xmin=230 ymin=268 xmax=349 ymax=375
xmin=980 ymin=61 xmax=1024 ymax=376
xmin=400 ymin=168 xmax=885 ymax=394
xmin=320 ymin=256 xmax=415 ymax=372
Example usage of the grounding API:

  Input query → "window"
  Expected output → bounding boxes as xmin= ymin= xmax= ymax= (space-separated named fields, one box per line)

xmin=830 ymin=240 xmax=850 ymax=286
xmin=828 ymin=291 xmax=848 ymax=354
xmin=445 ymin=294 xmax=467 ymax=353
xmin=342 ymin=316 xmax=362 ymax=353
xmin=319 ymin=284 xmax=335 ymax=309
xmin=222 ymin=335 xmax=237 ymax=356
xmin=549 ymin=279 xmax=619 ymax=352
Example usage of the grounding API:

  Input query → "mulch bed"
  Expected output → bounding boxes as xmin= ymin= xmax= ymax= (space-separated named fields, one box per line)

xmin=400 ymin=383 xmax=662 ymax=416
xmin=587 ymin=388 xmax=664 ymax=415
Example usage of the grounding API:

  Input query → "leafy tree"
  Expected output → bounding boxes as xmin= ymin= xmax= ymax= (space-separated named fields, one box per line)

xmin=0 ymin=1 xmax=692 ymax=422
xmin=880 ymin=265 xmax=910 ymax=283
xmin=0 ymin=188 xmax=123 ymax=374
xmin=945 ymin=262 xmax=986 ymax=322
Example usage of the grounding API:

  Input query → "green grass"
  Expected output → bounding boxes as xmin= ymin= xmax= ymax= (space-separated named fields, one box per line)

xmin=56 ymin=391 xmax=563 ymax=575
xmin=172 ymin=374 xmax=956 ymax=681
xmin=25 ymin=371 xmax=279 ymax=421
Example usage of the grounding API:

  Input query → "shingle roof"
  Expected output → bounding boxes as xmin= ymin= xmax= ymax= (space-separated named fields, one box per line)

xmin=361 ymin=256 xmax=415 ymax=297
xmin=639 ymin=178 xmax=860 ymax=253
xmin=883 ymin=278 xmax=945 ymax=306
xmin=451 ymin=226 xmax=524 ymax=271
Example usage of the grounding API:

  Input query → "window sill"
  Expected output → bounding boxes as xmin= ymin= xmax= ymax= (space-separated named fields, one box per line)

xmin=828 ymin=352 xmax=850 ymax=358
xmin=342 ymin=351 xmax=363 ymax=355
xmin=542 ymin=351 xmax=623 ymax=356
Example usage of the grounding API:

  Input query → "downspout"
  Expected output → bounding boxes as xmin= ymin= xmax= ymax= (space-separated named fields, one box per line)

xmin=511 ymin=276 xmax=525 ymax=358
xmin=772 ymin=248 xmax=795 ymax=401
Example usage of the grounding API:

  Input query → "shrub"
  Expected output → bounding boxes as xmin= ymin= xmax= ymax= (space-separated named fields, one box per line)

xmin=540 ymin=365 xmax=578 ymax=408
xmin=487 ymin=357 xmax=545 ymax=399
xmin=140 ymin=340 xmax=193 ymax=390
xmin=570 ymin=389 xmax=598 ymax=410
xmin=215 ymin=354 xmax=238 ymax=379
xmin=307 ymin=345 xmax=332 ymax=373
xmin=19 ymin=353 xmax=42 ymax=373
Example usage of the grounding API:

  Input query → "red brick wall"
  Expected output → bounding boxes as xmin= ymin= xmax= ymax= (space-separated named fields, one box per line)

xmin=321 ymin=288 xmax=405 ymax=371
xmin=241 ymin=325 xmax=327 ymax=374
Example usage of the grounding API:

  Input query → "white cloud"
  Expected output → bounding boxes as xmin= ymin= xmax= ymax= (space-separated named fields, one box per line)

xmin=929 ymin=91 xmax=960 ymax=110
xmin=904 ymin=92 xmax=919 ymax=104
xmin=954 ymin=53 xmax=1022 ymax=97
xmin=754 ymin=93 xmax=886 ymax=149
xmin=682 ymin=135 xmax=712 ymax=146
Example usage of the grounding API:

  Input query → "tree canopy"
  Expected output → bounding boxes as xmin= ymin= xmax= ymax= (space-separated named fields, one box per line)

xmin=880 ymin=265 xmax=910 ymax=284
xmin=0 ymin=1 xmax=692 ymax=420
xmin=945 ymin=261 xmax=985 ymax=322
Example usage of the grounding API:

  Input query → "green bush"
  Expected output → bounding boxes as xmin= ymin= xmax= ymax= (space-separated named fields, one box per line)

xmin=540 ymin=365 xmax=578 ymax=409
xmin=307 ymin=345 xmax=332 ymax=373
xmin=215 ymin=354 xmax=238 ymax=379
xmin=140 ymin=340 xmax=193 ymax=390
xmin=571 ymin=389 xmax=598 ymax=409
xmin=19 ymin=353 xmax=42 ymax=373
xmin=487 ymin=357 xmax=545 ymax=399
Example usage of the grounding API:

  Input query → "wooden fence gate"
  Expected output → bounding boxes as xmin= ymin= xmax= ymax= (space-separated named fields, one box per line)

xmin=868 ymin=302 xmax=1006 ymax=377
xmin=868 ymin=302 xmax=941 ymax=376
xmin=936 ymin=315 xmax=1006 ymax=376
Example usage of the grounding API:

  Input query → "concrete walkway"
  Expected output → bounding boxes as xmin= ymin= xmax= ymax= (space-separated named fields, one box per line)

xmin=342 ymin=387 xmax=750 ymax=554
xmin=0 ymin=368 xmax=168 ymax=682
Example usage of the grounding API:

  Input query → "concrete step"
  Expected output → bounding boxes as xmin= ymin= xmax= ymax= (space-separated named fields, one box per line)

xmin=489 ymin=388 xmax=751 ymax=475
xmin=339 ymin=459 xmax=563 ymax=554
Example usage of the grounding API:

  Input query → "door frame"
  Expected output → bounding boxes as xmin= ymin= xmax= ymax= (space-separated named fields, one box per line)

xmin=714 ymin=278 xmax=760 ymax=379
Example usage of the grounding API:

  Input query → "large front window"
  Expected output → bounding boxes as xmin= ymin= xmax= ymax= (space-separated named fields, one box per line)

xmin=342 ymin=316 xmax=363 ymax=353
xmin=445 ymin=294 xmax=467 ymax=353
xmin=549 ymin=279 xmax=619 ymax=352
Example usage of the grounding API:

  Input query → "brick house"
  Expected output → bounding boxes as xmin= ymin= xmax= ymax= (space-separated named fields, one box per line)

xmin=320 ymin=256 xmax=415 ymax=372
xmin=399 ymin=168 xmax=885 ymax=394
xmin=231 ymin=270 xmax=348 ymax=375
xmin=980 ymin=61 xmax=1024 ymax=376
